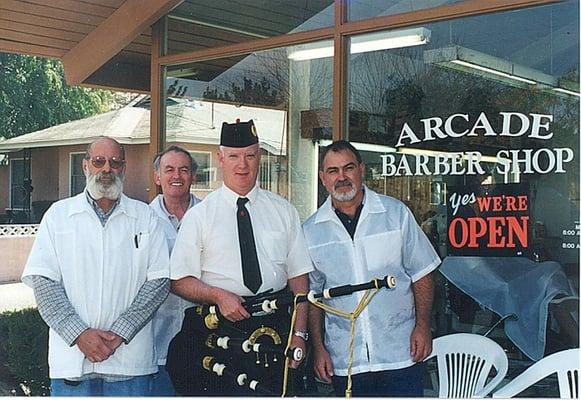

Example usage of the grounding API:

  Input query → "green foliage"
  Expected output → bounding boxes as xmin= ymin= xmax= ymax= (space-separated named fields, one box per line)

xmin=0 ymin=308 xmax=49 ymax=396
xmin=0 ymin=53 xmax=114 ymax=139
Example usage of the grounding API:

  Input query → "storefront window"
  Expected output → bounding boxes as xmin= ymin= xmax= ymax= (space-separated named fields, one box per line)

xmin=165 ymin=41 xmax=333 ymax=214
xmin=167 ymin=0 xmax=334 ymax=55
xmin=347 ymin=0 xmax=462 ymax=22
xmin=346 ymin=0 xmax=579 ymax=384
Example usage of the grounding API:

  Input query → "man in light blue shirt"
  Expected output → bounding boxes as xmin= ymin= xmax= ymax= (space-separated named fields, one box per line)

xmin=303 ymin=140 xmax=440 ymax=397
xmin=149 ymin=145 xmax=201 ymax=396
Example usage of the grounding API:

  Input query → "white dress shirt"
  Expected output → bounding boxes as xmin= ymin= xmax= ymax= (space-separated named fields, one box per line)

xmin=170 ymin=185 xmax=313 ymax=296
xmin=150 ymin=193 xmax=200 ymax=366
xmin=303 ymin=187 xmax=440 ymax=376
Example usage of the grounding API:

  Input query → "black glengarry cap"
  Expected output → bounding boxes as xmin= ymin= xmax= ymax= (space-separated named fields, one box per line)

xmin=220 ymin=119 xmax=259 ymax=148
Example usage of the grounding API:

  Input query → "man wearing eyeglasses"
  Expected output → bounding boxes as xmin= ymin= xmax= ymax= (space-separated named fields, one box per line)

xmin=22 ymin=136 xmax=170 ymax=396
xmin=149 ymin=146 xmax=201 ymax=395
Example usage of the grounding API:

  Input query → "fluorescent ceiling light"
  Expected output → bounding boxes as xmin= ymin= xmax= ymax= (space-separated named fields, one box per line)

xmin=553 ymin=87 xmax=580 ymax=97
xmin=450 ymin=60 xmax=537 ymax=85
xmin=288 ymin=27 xmax=430 ymax=61
xmin=424 ymin=45 xmax=555 ymax=87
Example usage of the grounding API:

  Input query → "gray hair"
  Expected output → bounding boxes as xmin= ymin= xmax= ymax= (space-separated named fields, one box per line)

xmin=85 ymin=136 xmax=125 ymax=160
xmin=153 ymin=145 xmax=198 ymax=173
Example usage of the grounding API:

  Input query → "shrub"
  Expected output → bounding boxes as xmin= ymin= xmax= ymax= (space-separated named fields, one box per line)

xmin=0 ymin=308 xmax=49 ymax=396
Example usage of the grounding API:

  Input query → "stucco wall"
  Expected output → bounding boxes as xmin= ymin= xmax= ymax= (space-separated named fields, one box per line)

xmin=0 ymin=235 xmax=34 ymax=283
xmin=58 ymin=144 xmax=86 ymax=200
xmin=31 ymin=147 xmax=59 ymax=203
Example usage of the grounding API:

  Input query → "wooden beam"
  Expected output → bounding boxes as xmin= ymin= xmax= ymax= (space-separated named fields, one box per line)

xmin=332 ymin=0 xmax=347 ymax=142
xmin=148 ymin=18 xmax=166 ymax=201
xmin=62 ymin=0 xmax=182 ymax=85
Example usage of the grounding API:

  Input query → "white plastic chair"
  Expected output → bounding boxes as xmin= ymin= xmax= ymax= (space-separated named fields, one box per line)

xmin=425 ymin=333 xmax=508 ymax=398
xmin=493 ymin=348 xmax=579 ymax=398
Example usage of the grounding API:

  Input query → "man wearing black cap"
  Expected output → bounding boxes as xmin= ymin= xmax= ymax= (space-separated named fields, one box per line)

xmin=167 ymin=120 xmax=313 ymax=396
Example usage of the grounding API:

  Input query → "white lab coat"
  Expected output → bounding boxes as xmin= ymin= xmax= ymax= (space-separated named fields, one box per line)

xmin=149 ymin=194 xmax=199 ymax=365
xmin=22 ymin=193 xmax=169 ymax=379
xmin=303 ymin=187 xmax=440 ymax=375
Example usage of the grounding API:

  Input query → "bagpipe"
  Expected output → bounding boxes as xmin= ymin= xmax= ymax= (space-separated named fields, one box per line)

xmin=166 ymin=275 xmax=396 ymax=397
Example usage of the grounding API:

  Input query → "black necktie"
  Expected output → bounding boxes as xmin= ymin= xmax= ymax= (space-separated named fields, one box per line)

xmin=236 ymin=197 xmax=262 ymax=293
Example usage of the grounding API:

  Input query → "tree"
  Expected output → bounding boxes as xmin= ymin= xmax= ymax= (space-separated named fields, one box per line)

xmin=0 ymin=53 xmax=114 ymax=139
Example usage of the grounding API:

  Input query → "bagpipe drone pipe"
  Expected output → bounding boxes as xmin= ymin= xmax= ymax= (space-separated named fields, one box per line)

xmin=166 ymin=276 xmax=396 ymax=396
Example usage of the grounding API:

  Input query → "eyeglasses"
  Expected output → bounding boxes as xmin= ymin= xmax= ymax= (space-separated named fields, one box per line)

xmin=89 ymin=156 xmax=125 ymax=169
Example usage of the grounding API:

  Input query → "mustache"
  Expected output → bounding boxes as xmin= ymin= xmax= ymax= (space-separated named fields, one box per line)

xmin=96 ymin=171 xmax=116 ymax=183
xmin=334 ymin=179 xmax=353 ymax=190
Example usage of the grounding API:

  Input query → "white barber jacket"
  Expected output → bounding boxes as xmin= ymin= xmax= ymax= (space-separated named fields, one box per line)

xmin=22 ymin=193 xmax=169 ymax=379
xmin=149 ymin=194 xmax=199 ymax=365
xmin=303 ymin=187 xmax=440 ymax=376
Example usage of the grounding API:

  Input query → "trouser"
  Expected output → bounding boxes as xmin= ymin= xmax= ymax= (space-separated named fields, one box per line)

xmin=50 ymin=375 xmax=153 ymax=397
xmin=149 ymin=365 xmax=176 ymax=396
xmin=332 ymin=363 xmax=425 ymax=397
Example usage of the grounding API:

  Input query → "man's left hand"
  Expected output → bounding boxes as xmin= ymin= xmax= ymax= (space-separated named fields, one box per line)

xmin=288 ymin=335 xmax=306 ymax=369
xmin=410 ymin=324 xmax=432 ymax=362
xmin=103 ymin=332 xmax=124 ymax=354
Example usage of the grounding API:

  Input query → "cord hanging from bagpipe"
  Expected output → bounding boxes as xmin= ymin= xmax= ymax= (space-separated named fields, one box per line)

xmin=281 ymin=278 xmax=385 ymax=398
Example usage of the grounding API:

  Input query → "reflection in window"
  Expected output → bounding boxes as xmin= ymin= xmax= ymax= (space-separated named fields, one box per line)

xmin=165 ymin=40 xmax=333 ymax=219
xmin=167 ymin=0 xmax=334 ymax=55
xmin=348 ymin=0 xmax=462 ymax=22
xmin=190 ymin=151 xmax=212 ymax=190
xmin=346 ymin=0 xmax=579 ymax=377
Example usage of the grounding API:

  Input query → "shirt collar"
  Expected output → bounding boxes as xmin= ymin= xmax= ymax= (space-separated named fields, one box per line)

xmin=159 ymin=193 xmax=197 ymax=219
xmin=314 ymin=185 xmax=384 ymax=224
xmin=221 ymin=184 xmax=259 ymax=207
xmin=68 ymin=190 xmax=133 ymax=219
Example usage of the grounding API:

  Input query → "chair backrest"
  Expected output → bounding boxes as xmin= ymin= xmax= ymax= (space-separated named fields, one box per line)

xmin=492 ymin=348 xmax=580 ymax=398
xmin=426 ymin=333 xmax=508 ymax=398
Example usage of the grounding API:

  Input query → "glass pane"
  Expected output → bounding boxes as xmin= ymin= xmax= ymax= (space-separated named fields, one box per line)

xmin=167 ymin=0 xmax=334 ymax=55
xmin=165 ymin=41 xmax=333 ymax=219
xmin=346 ymin=0 xmax=579 ymax=379
xmin=348 ymin=0 xmax=463 ymax=21
xmin=70 ymin=154 xmax=86 ymax=196
xmin=190 ymin=151 xmax=212 ymax=191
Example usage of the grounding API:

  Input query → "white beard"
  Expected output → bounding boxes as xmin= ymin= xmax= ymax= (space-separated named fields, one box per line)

xmin=85 ymin=170 xmax=124 ymax=200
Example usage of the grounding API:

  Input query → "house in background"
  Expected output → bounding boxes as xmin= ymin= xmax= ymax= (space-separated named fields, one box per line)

xmin=0 ymin=98 xmax=288 ymax=223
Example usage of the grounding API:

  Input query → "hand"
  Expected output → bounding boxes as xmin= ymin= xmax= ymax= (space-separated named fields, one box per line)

xmin=75 ymin=329 xmax=117 ymax=363
xmin=103 ymin=331 xmax=124 ymax=353
xmin=288 ymin=335 xmax=306 ymax=369
xmin=312 ymin=345 xmax=334 ymax=383
xmin=410 ymin=324 xmax=432 ymax=362
xmin=214 ymin=288 xmax=250 ymax=322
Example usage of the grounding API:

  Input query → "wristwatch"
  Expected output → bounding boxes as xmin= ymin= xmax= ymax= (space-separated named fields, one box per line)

xmin=293 ymin=330 xmax=309 ymax=341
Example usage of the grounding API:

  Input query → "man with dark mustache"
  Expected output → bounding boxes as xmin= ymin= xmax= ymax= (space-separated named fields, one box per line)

xmin=22 ymin=136 xmax=170 ymax=396
xmin=303 ymin=140 xmax=440 ymax=397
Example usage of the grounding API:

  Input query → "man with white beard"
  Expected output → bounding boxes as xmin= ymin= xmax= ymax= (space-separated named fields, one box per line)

xmin=22 ymin=136 xmax=170 ymax=396
xmin=302 ymin=140 xmax=440 ymax=397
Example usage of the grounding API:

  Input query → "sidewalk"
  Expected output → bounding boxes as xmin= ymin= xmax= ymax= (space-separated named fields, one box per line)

xmin=0 ymin=282 xmax=36 ymax=313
